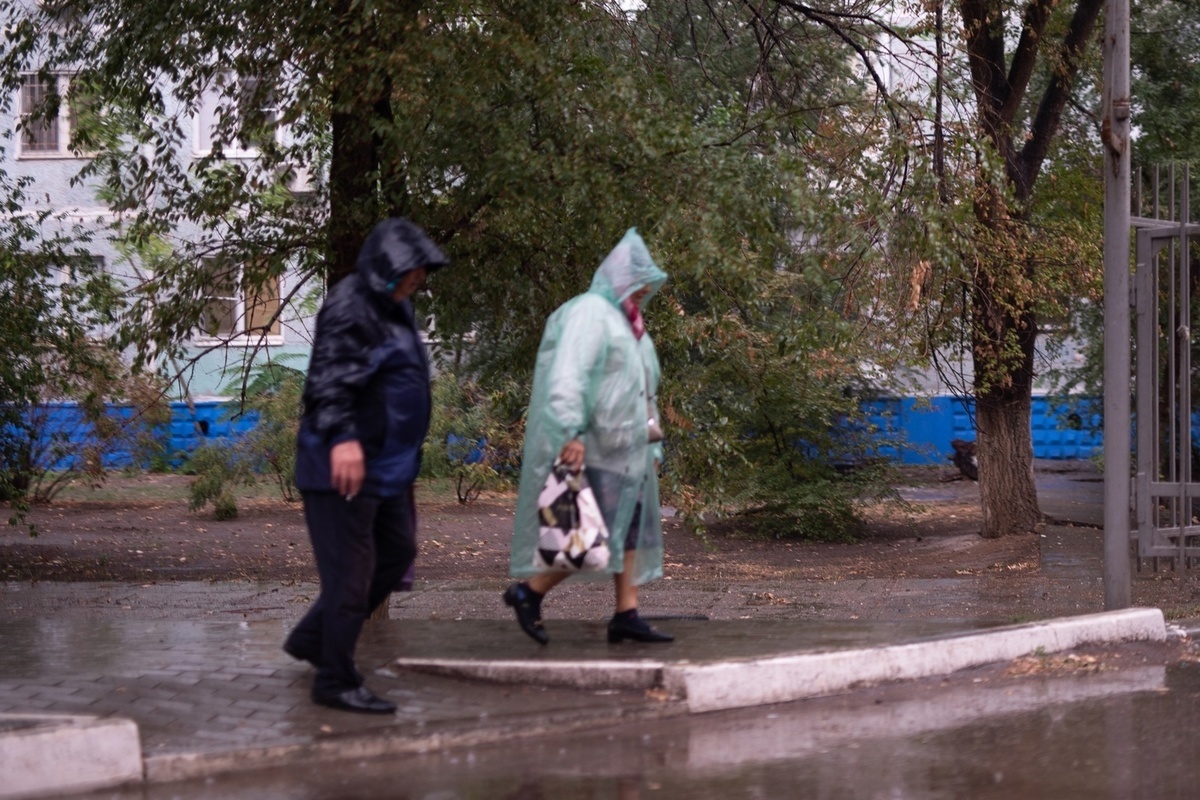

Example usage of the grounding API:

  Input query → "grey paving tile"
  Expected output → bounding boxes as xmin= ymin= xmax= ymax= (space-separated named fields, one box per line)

xmin=139 ymin=669 xmax=185 ymax=679
xmin=216 ymin=666 xmax=279 ymax=677
xmin=147 ymin=698 xmax=203 ymax=714
xmin=228 ymin=698 xmax=298 ymax=714
xmin=27 ymin=685 xmax=82 ymax=701
xmin=3 ymin=697 xmax=55 ymax=710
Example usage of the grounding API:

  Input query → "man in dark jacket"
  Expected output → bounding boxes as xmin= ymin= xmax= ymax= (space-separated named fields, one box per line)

xmin=284 ymin=218 xmax=448 ymax=714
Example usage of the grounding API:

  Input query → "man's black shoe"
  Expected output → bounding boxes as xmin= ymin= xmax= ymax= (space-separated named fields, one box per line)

xmin=608 ymin=613 xmax=674 ymax=644
xmin=312 ymin=686 xmax=396 ymax=715
xmin=503 ymin=582 xmax=549 ymax=644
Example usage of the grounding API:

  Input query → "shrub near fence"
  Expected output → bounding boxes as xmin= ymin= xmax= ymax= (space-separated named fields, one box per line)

xmin=2 ymin=399 xmax=171 ymax=504
xmin=18 ymin=402 xmax=169 ymax=470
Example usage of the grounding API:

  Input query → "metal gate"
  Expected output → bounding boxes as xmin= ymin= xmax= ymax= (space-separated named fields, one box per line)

xmin=1133 ymin=165 xmax=1200 ymax=566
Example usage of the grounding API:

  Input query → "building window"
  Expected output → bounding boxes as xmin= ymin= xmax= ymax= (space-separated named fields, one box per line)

xmin=196 ymin=73 xmax=280 ymax=157
xmin=199 ymin=258 xmax=282 ymax=340
xmin=18 ymin=73 xmax=90 ymax=158
xmin=58 ymin=254 xmax=105 ymax=284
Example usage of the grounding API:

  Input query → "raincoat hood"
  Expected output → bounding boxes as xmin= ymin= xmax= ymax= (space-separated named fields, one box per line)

xmin=356 ymin=217 xmax=449 ymax=297
xmin=589 ymin=228 xmax=667 ymax=308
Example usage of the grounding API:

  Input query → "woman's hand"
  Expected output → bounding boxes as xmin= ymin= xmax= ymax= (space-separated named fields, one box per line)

xmin=559 ymin=438 xmax=585 ymax=471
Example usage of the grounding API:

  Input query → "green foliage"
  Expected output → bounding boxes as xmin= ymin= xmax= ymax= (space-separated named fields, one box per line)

xmin=186 ymin=443 xmax=249 ymax=520
xmin=422 ymin=368 xmax=522 ymax=504
xmin=0 ymin=0 xmax=939 ymax=539
xmin=411 ymin=2 xmax=909 ymax=536
xmin=186 ymin=363 xmax=304 ymax=518
xmin=653 ymin=270 xmax=903 ymax=539
xmin=0 ymin=241 xmax=160 ymax=528
xmin=1132 ymin=0 xmax=1200 ymax=164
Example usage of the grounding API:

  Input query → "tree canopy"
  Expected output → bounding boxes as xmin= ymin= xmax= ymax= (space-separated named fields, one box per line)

xmin=0 ymin=0 xmax=1123 ymax=537
xmin=1132 ymin=0 xmax=1200 ymax=164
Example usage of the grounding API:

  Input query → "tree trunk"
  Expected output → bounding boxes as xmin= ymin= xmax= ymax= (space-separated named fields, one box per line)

xmin=327 ymin=103 xmax=379 ymax=287
xmin=325 ymin=0 xmax=407 ymax=286
xmin=971 ymin=234 xmax=1043 ymax=537
xmin=952 ymin=0 xmax=1102 ymax=537
xmin=975 ymin=388 xmax=1041 ymax=537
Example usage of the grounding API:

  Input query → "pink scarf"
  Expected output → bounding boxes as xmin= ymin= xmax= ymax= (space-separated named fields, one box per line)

xmin=622 ymin=297 xmax=645 ymax=340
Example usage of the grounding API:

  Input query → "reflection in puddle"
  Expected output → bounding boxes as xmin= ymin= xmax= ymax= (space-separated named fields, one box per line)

xmin=114 ymin=664 xmax=1200 ymax=800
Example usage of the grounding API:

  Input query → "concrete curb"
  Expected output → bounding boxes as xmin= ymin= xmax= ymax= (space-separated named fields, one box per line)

xmin=390 ymin=609 xmax=1167 ymax=715
xmin=0 ymin=714 xmax=141 ymax=800
xmin=665 ymin=608 xmax=1166 ymax=713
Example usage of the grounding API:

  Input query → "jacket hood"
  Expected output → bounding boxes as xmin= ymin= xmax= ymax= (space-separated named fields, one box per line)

xmin=589 ymin=228 xmax=667 ymax=309
xmin=355 ymin=217 xmax=449 ymax=296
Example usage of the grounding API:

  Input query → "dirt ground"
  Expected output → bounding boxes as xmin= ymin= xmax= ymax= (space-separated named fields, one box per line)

xmin=6 ymin=465 xmax=1200 ymax=620
xmin=0 ymin=466 xmax=1032 ymax=585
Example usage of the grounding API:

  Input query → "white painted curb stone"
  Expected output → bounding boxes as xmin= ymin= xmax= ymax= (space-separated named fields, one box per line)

xmin=663 ymin=608 xmax=1167 ymax=713
xmin=0 ymin=714 xmax=142 ymax=799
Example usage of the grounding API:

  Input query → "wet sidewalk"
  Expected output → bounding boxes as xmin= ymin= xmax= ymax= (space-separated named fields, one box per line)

xmin=0 ymin=610 xmax=1166 ymax=791
xmin=0 ymin=461 xmax=1171 ymax=797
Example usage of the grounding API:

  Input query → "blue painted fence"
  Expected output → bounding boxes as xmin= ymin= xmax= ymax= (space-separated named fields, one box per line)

xmin=861 ymin=396 xmax=1102 ymax=464
xmin=16 ymin=396 xmax=1103 ymax=471
xmin=14 ymin=400 xmax=259 ymax=470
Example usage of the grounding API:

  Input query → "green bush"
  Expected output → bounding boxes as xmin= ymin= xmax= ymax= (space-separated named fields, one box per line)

xmin=656 ymin=300 xmax=904 ymax=542
xmin=1 ymin=345 xmax=171 ymax=508
xmin=186 ymin=442 xmax=248 ymax=520
xmin=422 ymin=370 xmax=522 ymax=503
xmin=187 ymin=363 xmax=304 ymax=519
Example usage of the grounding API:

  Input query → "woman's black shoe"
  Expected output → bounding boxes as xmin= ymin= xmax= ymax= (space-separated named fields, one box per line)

xmin=503 ymin=583 xmax=549 ymax=644
xmin=608 ymin=612 xmax=674 ymax=643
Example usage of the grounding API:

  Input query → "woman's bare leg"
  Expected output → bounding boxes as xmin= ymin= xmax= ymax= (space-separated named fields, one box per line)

xmin=608 ymin=551 xmax=672 ymax=642
xmin=613 ymin=550 xmax=638 ymax=612
xmin=528 ymin=570 xmax=569 ymax=596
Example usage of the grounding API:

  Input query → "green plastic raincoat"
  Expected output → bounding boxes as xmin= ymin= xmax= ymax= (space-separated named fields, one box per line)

xmin=510 ymin=229 xmax=669 ymax=585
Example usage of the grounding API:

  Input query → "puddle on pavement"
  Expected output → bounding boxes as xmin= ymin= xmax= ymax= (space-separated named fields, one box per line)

xmin=72 ymin=661 xmax=1200 ymax=800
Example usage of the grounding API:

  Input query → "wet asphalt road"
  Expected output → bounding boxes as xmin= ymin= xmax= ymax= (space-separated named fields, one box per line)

xmin=66 ymin=657 xmax=1200 ymax=800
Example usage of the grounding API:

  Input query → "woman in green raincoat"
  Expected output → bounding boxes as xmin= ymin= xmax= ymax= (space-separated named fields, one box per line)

xmin=503 ymin=229 xmax=672 ymax=645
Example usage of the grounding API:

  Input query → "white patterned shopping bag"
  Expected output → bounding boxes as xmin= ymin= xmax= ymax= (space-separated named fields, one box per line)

xmin=532 ymin=462 xmax=611 ymax=572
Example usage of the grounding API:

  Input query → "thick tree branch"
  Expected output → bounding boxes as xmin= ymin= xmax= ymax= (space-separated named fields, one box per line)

xmin=1000 ymin=0 xmax=1057 ymax=125
xmin=959 ymin=0 xmax=1008 ymax=122
xmin=1016 ymin=0 xmax=1104 ymax=201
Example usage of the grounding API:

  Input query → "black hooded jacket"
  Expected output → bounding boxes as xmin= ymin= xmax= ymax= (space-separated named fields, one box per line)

xmin=294 ymin=218 xmax=448 ymax=495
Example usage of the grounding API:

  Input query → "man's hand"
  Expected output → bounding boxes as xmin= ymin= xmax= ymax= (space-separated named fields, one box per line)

xmin=331 ymin=440 xmax=365 ymax=499
xmin=558 ymin=438 xmax=585 ymax=472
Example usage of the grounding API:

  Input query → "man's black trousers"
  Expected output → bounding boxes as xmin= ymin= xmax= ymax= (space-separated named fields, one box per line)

xmin=286 ymin=489 xmax=417 ymax=698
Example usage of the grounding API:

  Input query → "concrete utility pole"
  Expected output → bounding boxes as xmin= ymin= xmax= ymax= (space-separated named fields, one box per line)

xmin=1102 ymin=0 xmax=1132 ymax=609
